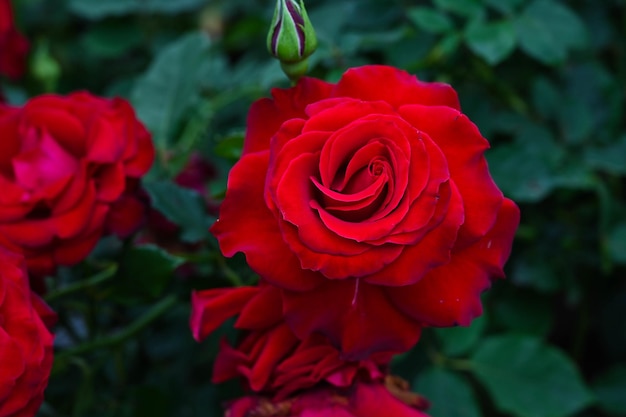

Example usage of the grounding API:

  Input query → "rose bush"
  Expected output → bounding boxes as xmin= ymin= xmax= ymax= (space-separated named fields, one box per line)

xmin=0 ymin=244 xmax=54 ymax=417
xmin=0 ymin=92 xmax=154 ymax=278
xmin=0 ymin=0 xmax=29 ymax=80
xmin=191 ymin=284 xmax=430 ymax=417
xmin=211 ymin=65 xmax=520 ymax=358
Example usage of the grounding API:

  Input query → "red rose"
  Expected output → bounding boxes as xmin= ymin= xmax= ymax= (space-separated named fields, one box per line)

xmin=226 ymin=381 xmax=431 ymax=417
xmin=211 ymin=65 xmax=520 ymax=358
xmin=0 ymin=0 xmax=29 ymax=79
xmin=191 ymin=285 xmax=431 ymax=417
xmin=0 ymin=244 xmax=54 ymax=417
xmin=0 ymin=92 xmax=154 ymax=277
xmin=191 ymin=285 xmax=391 ymax=400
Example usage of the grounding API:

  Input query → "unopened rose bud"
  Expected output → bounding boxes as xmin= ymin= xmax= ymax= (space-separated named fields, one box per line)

xmin=267 ymin=0 xmax=317 ymax=81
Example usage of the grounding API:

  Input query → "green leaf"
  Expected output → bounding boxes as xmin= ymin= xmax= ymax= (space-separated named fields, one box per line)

xmin=490 ymin=290 xmax=554 ymax=336
xmin=514 ymin=0 xmax=588 ymax=65
xmin=471 ymin=335 xmax=594 ymax=417
xmin=487 ymin=124 xmax=563 ymax=202
xmin=465 ymin=20 xmax=516 ymax=64
xmin=415 ymin=367 xmax=483 ymax=417
xmin=531 ymin=77 xmax=562 ymax=119
xmin=144 ymin=180 xmax=212 ymax=243
xmin=407 ymin=7 xmax=454 ymax=34
xmin=69 ymin=0 xmax=205 ymax=19
xmin=81 ymin=24 xmax=142 ymax=58
xmin=584 ymin=135 xmax=626 ymax=175
xmin=435 ymin=315 xmax=487 ymax=356
xmin=433 ymin=0 xmax=483 ymax=17
xmin=607 ymin=223 xmax=626 ymax=264
xmin=593 ymin=364 xmax=626 ymax=415
xmin=557 ymin=98 xmax=594 ymax=144
xmin=131 ymin=32 xmax=213 ymax=149
xmin=485 ymin=0 xmax=524 ymax=15
xmin=214 ymin=132 xmax=245 ymax=161
xmin=510 ymin=257 xmax=561 ymax=294
xmin=120 ymin=245 xmax=184 ymax=298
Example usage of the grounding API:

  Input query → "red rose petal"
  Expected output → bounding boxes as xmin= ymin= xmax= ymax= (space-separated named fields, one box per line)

xmin=334 ymin=65 xmax=460 ymax=111
xmin=243 ymin=77 xmax=333 ymax=155
xmin=12 ymin=129 xmax=78 ymax=191
xmin=93 ymin=162 xmax=126 ymax=203
xmin=275 ymin=152 xmax=371 ymax=256
xmin=105 ymin=194 xmax=146 ymax=238
xmin=51 ymin=182 xmax=97 ymax=239
xmin=386 ymin=198 xmax=519 ymax=326
xmin=302 ymin=98 xmax=396 ymax=134
xmin=190 ymin=286 xmax=260 ymax=341
xmin=365 ymin=181 xmax=464 ymax=286
xmin=86 ymin=115 xmax=126 ymax=164
xmin=0 ymin=106 xmax=21 ymax=172
xmin=399 ymin=104 xmax=503 ymax=246
xmin=22 ymin=106 xmax=86 ymax=157
xmin=283 ymin=279 xmax=421 ymax=359
xmin=211 ymin=152 xmax=323 ymax=291
xmin=248 ymin=323 xmax=299 ymax=391
xmin=235 ymin=284 xmax=283 ymax=330
xmin=53 ymin=229 xmax=101 ymax=266
xmin=351 ymin=383 xmax=431 ymax=417
xmin=123 ymin=121 xmax=154 ymax=177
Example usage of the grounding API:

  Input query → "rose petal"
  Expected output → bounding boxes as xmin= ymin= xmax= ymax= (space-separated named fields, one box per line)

xmin=243 ymin=77 xmax=333 ymax=155
xmin=211 ymin=152 xmax=324 ymax=291
xmin=365 ymin=181 xmax=464 ymax=286
xmin=190 ymin=286 xmax=260 ymax=341
xmin=235 ymin=284 xmax=283 ymax=330
xmin=334 ymin=65 xmax=460 ymax=110
xmin=302 ymin=98 xmax=396 ymax=134
xmin=399 ymin=104 xmax=503 ymax=246
xmin=283 ymin=279 xmax=421 ymax=359
xmin=386 ymin=198 xmax=520 ymax=326
xmin=248 ymin=323 xmax=299 ymax=391
xmin=21 ymin=106 xmax=86 ymax=157
xmin=351 ymin=383 xmax=431 ymax=417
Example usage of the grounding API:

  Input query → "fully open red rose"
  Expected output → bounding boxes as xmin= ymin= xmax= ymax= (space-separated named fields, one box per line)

xmin=0 ymin=245 xmax=54 ymax=417
xmin=211 ymin=65 xmax=520 ymax=358
xmin=0 ymin=92 xmax=154 ymax=277
xmin=0 ymin=0 xmax=29 ymax=79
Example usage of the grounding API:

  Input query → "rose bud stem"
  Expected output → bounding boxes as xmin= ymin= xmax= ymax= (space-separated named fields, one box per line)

xmin=266 ymin=0 xmax=317 ymax=83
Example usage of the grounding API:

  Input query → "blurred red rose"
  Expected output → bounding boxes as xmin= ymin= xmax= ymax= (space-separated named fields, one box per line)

xmin=0 ymin=0 xmax=29 ymax=79
xmin=211 ymin=65 xmax=520 ymax=358
xmin=191 ymin=284 xmax=393 ymax=400
xmin=0 ymin=244 xmax=54 ymax=417
xmin=0 ymin=92 xmax=154 ymax=278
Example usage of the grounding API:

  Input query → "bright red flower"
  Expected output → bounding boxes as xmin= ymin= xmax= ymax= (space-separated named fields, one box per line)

xmin=0 ymin=0 xmax=29 ymax=79
xmin=211 ymin=65 xmax=520 ymax=359
xmin=0 ymin=244 xmax=54 ymax=417
xmin=191 ymin=285 xmax=393 ymax=400
xmin=0 ymin=92 xmax=154 ymax=278
xmin=191 ymin=285 xmax=430 ymax=417
xmin=225 ymin=381 xmax=431 ymax=417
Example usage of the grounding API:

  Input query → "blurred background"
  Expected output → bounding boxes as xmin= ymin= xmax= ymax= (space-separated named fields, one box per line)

xmin=4 ymin=0 xmax=625 ymax=416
